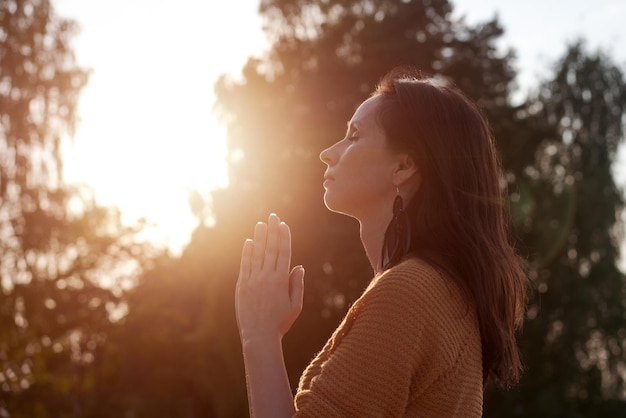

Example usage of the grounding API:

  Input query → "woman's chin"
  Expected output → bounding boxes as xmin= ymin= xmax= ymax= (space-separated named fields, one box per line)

xmin=323 ymin=195 xmax=355 ymax=218
xmin=323 ymin=194 xmax=341 ymax=213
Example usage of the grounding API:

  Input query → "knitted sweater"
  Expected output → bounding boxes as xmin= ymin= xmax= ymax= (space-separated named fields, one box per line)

xmin=293 ymin=257 xmax=483 ymax=417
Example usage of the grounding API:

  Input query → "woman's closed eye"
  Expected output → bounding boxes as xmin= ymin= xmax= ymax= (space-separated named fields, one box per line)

xmin=348 ymin=130 xmax=360 ymax=141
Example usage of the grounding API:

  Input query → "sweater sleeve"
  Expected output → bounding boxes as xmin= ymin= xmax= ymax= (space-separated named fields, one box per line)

xmin=294 ymin=260 xmax=452 ymax=417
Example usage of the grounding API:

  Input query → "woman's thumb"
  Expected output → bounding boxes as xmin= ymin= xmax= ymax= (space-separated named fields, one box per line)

xmin=289 ymin=265 xmax=305 ymax=310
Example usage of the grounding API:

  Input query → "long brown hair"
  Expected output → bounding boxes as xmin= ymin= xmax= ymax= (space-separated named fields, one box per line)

xmin=373 ymin=67 xmax=528 ymax=388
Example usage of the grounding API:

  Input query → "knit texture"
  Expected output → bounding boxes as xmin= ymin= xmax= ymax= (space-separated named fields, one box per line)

xmin=293 ymin=257 xmax=483 ymax=417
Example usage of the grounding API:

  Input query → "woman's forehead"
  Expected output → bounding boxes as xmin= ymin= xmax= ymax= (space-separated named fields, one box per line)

xmin=349 ymin=95 xmax=382 ymax=129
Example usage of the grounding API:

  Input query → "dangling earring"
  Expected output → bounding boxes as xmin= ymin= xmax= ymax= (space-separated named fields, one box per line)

xmin=381 ymin=186 xmax=412 ymax=270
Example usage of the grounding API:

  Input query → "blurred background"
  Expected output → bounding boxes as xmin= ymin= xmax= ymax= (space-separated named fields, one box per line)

xmin=1 ymin=0 xmax=626 ymax=416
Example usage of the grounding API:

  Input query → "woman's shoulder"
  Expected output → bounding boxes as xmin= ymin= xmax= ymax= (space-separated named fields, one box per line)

xmin=366 ymin=256 xmax=469 ymax=314
xmin=385 ymin=256 xmax=442 ymax=276
xmin=375 ymin=256 xmax=451 ymax=291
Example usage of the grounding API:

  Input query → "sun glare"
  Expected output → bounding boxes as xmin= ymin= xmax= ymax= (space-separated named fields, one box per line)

xmin=57 ymin=0 xmax=266 ymax=254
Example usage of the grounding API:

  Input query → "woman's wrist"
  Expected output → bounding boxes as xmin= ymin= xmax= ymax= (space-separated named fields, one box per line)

xmin=241 ymin=333 xmax=283 ymax=350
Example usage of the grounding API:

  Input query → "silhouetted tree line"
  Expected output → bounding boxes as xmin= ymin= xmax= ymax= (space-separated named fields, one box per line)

xmin=1 ymin=0 xmax=625 ymax=417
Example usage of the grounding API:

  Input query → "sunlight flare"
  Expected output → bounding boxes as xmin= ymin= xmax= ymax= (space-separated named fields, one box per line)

xmin=57 ymin=0 xmax=266 ymax=254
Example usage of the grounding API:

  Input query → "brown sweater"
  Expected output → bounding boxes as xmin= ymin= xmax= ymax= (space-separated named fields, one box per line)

xmin=293 ymin=257 xmax=483 ymax=417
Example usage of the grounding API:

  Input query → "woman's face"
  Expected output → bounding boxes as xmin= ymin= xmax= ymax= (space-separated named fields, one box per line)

xmin=320 ymin=95 xmax=402 ymax=219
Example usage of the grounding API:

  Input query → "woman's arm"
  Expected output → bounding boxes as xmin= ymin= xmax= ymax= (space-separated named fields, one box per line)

xmin=241 ymin=336 xmax=295 ymax=417
xmin=235 ymin=213 xmax=305 ymax=417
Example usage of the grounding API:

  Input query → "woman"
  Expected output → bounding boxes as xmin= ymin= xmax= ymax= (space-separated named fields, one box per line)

xmin=235 ymin=67 xmax=528 ymax=417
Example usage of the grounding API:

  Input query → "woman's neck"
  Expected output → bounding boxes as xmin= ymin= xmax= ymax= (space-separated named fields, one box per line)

xmin=359 ymin=213 xmax=392 ymax=275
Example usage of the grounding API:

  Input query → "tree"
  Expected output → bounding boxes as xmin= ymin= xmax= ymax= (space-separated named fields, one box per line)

xmin=0 ymin=1 xmax=151 ymax=416
xmin=82 ymin=228 xmax=247 ymax=418
xmin=211 ymin=1 xmax=626 ymax=416
xmin=211 ymin=0 xmax=518 ymax=412
xmin=484 ymin=42 xmax=626 ymax=417
xmin=79 ymin=1 xmax=626 ymax=416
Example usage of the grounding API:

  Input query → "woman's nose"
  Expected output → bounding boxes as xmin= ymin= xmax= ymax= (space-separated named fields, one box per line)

xmin=320 ymin=142 xmax=336 ymax=166
xmin=319 ymin=147 xmax=330 ymax=165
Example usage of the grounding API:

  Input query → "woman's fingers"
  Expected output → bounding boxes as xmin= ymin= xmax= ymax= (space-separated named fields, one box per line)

xmin=251 ymin=222 xmax=267 ymax=273
xmin=265 ymin=214 xmax=281 ymax=270
xmin=275 ymin=222 xmax=292 ymax=275
xmin=238 ymin=239 xmax=254 ymax=283
xmin=236 ymin=213 xmax=304 ymax=340
xmin=289 ymin=266 xmax=305 ymax=311
xmin=246 ymin=214 xmax=293 ymax=280
xmin=236 ymin=239 xmax=253 ymax=330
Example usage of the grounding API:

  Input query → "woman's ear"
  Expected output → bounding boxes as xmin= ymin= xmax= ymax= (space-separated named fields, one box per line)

xmin=393 ymin=153 xmax=420 ymax=188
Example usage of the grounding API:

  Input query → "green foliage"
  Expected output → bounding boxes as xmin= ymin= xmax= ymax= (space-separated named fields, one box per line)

xmin=485 ymin=42 xmax=626 ymax=417
xmin=4 ymin=0 xmax=625 ymax=416
xmin=215 ymin=0 xmax=515 ymax=400
xmin=83 ymin=227 xmax=248 ymax=417
xmin=210 ymin=2 xmax=626 ymax=417
xmin=213 ymin=0 xmax=517 ymax=413
xmin=0 ymin=1 xmax=154 ymax=416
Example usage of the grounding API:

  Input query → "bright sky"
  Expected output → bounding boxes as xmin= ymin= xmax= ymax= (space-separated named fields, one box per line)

xmin=55 ymin=0 xmax=268 ymax=253
xmin=54 ymin=0 xmax=626 ymax=256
